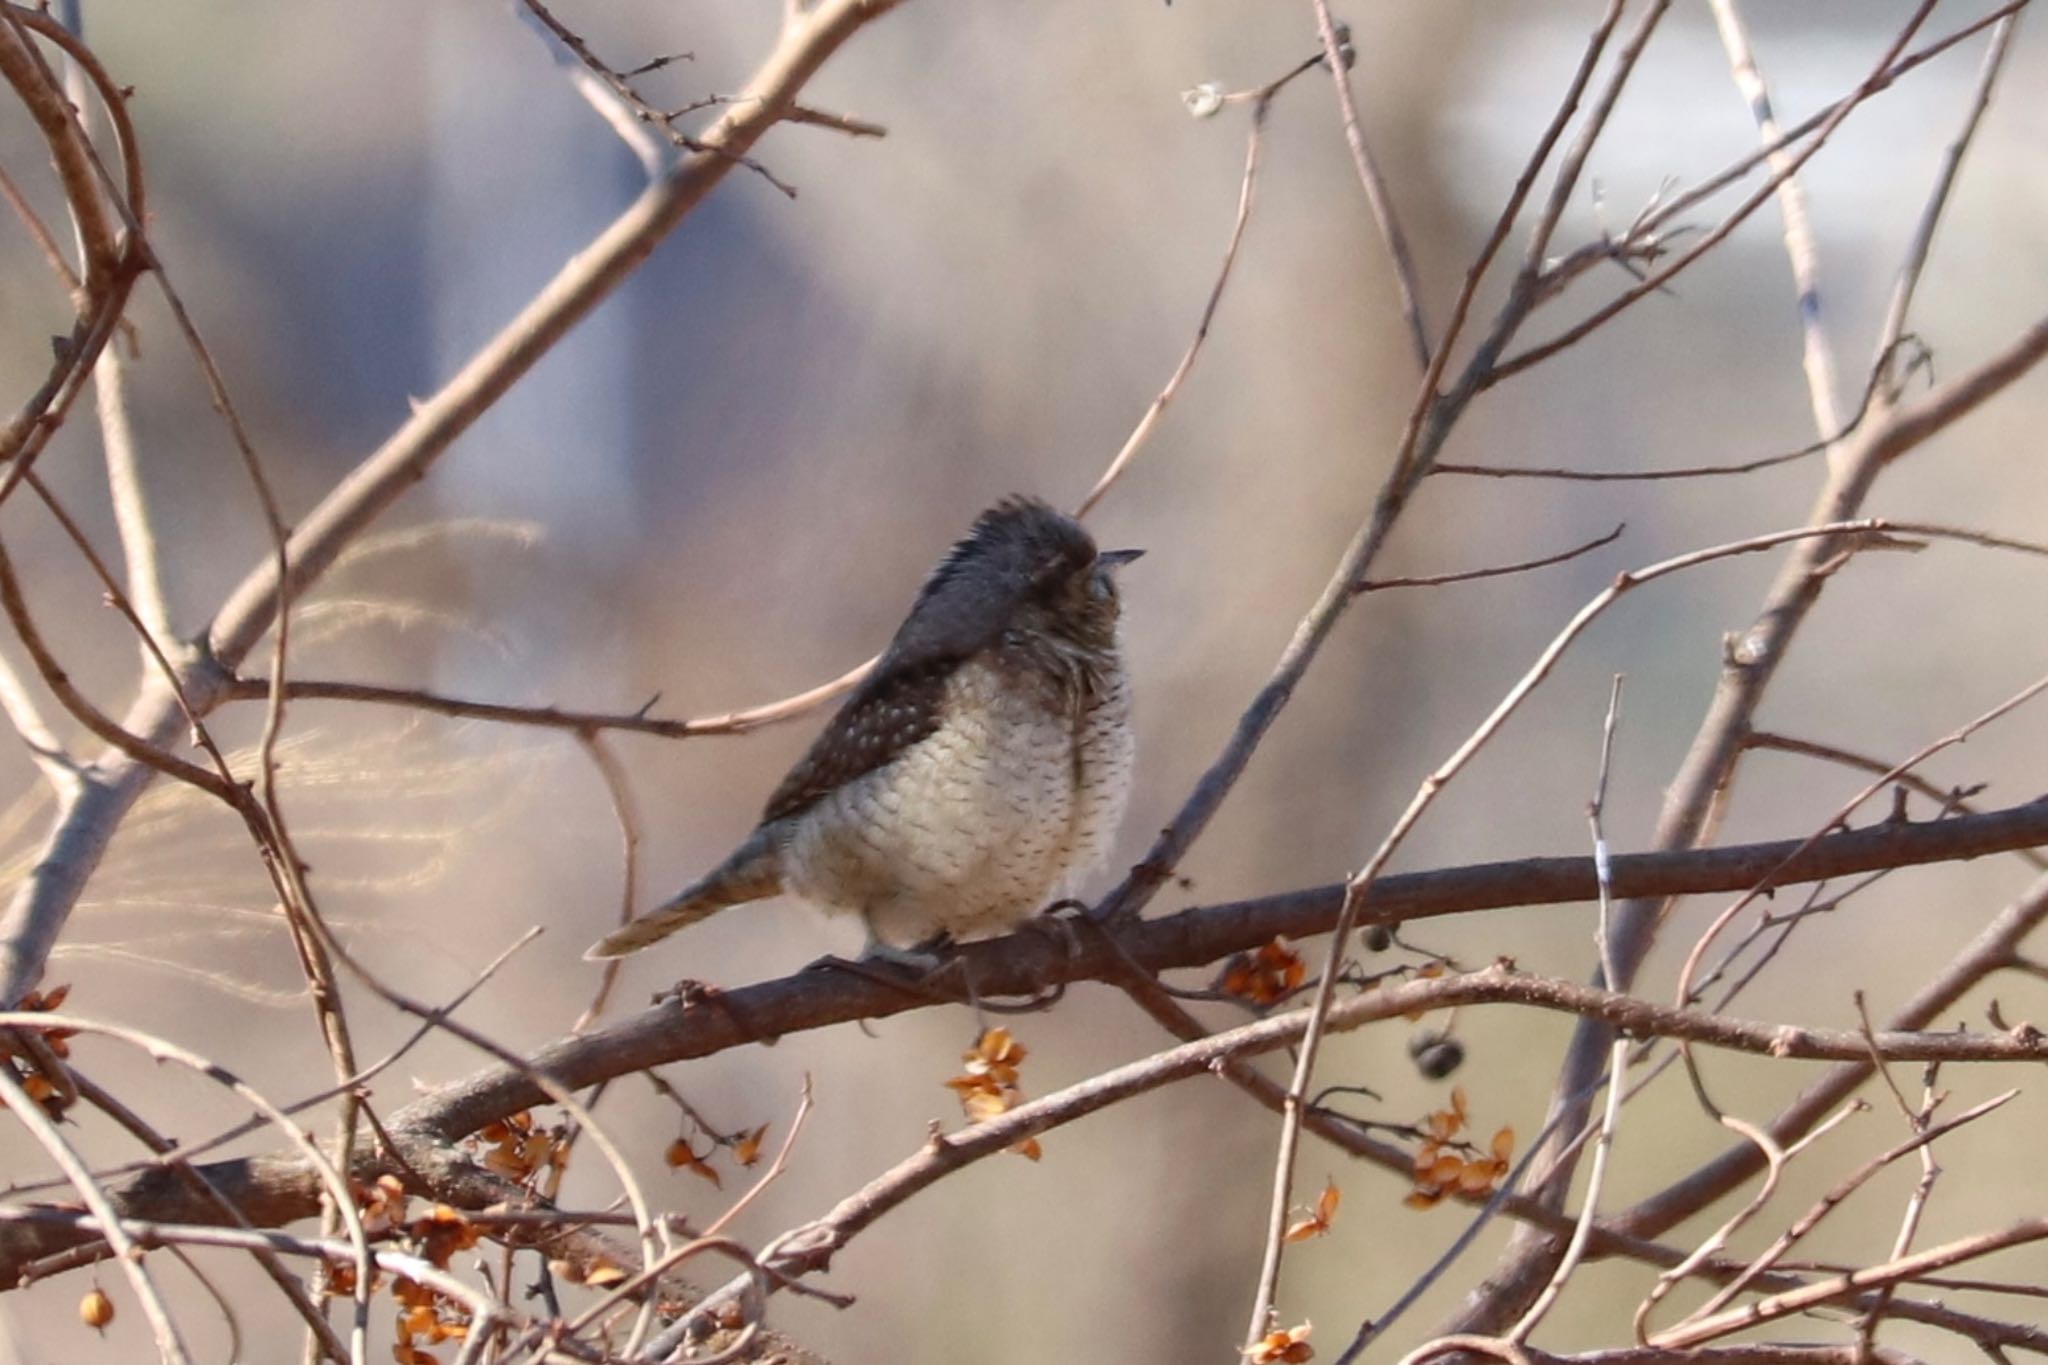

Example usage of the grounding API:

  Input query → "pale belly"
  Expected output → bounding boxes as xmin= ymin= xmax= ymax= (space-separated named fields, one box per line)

xmin=780 ymin=657 xmax=1131 ymax=947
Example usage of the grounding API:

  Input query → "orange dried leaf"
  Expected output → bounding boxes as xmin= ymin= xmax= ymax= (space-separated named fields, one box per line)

xmin=480 ymin=1148 xmax=527 ymax=1180
xmin=665 ymin=1138 xmax=722 ymax=1188
xmin=1244 ymin=1321 xmax=1314 ymax=1363
xmin=959 ymin=1027 xmax=1029 ymax=1086
xmin=1456 ymin=1161 xmax=1498 ymax=1194
xmin=960 ymin=1087 xmax=1013 ymax=1124
xmin=410 ymin=1205 xmax=482 ymax=1268
xmin=1220 ymin=937 xmax=1308 ymax=1006
xmin=733 ymin=1124 xmax=770 ymax=1168
xmin=1284 ymin=1179 xmax=1340 ymax=1242
xmin=1491 ymin=1126 xmax=1514 ymax=1161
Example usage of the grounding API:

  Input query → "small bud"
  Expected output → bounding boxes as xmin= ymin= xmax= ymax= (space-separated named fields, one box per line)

xmin=1409 ymin=1031 xmax=1465 ymax=1080
xmin=1182 ymin=81 xmax=1225 ymax=119
xmin=1322 ymin=22 xmax=1358 ymax=70
xmin=80 ymin=1287 xmax=114 ymax=1331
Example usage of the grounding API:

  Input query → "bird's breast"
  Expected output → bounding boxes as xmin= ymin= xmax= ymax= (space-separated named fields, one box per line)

xmin=779 ymin=652 xmax=1130 ymax=945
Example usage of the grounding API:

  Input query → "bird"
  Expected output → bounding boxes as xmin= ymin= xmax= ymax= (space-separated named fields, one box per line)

xmin=585 ymin=496 xmax=1139 ymax=963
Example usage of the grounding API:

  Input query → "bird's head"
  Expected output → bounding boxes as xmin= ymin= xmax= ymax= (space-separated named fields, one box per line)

xmin=893 ymin=497 xmax=1141 ymax=663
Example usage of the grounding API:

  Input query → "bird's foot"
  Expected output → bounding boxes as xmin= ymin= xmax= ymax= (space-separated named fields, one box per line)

xmin=804 ymin=939 xmax=963 ymax=1004
xmin=865 ymin=931 xmax=959 ymax=976
xmin=1019 ymin=899 xmax=1090 ymax=963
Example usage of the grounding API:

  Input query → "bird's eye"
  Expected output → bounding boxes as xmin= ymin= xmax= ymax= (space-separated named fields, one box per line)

xmin=1089 ymin=570 xmax=1117 ymax=602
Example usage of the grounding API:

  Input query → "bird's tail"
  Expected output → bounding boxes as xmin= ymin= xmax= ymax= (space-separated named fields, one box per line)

xmin=583 ymin=828 xmax=783 ymax=960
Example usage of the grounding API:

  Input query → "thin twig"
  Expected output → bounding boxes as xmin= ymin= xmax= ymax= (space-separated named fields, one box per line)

xmin=1672 ymin=661 xmax=2048 ymax=1054
xmin=518 ymin=0 xmax=801 ymax=197
xmin=572 ymin=731 xmax=639 ymax=1033
xmin=668 ymin=962 xmax=2048 ymax=1335
xmin=1490 ymin=4 xmax=1937 ymax=385
xmin=1632 ymin=1107 xmax=1856 ymax=1342
xmin=1744 ymin=731 xmax=2045 ymax=871
xmin=1357 ymin=524 xmax=1622 ymax=592
xmin=1504 ymin=678 xmax=1630 ymax=1343
xmin=1244 ymin=512 xmax=2005 ymax=1342
xmin=556 ymin=1080 xmax=817 ymax=1356
xmin=1709 ymin=0 xmax=1847 ymax=438
xmin=0 ymin=1009 xmax=373 ymax=1342
xmin=0 ymin=1062 xmax=193 ymax=1363
xmin=1308 ymin=0 xmax=1430 ymax=369
xmin=55 ymin=21 xmax=171 ymax=650
xmin=1074 ymin=48 xmax=1316 ymax=520
xmin=1651 ymin=1217 xmax=2048 ymax=1350
xmin=1434 ymin=337 xmax=1927 ymax=482
xmin=1850 ymin=994 xmax=1942 ymax=1351
xmin=64 ymin=1065 xmax=349 ymax=1361
xmin=1872 ymin=12 xmax=2021 ymax=383
xmin=1102 ymin=0 xmax=1639 ymax=954
xmin=1664 ymin=1090 xmax=2009 ymax=1340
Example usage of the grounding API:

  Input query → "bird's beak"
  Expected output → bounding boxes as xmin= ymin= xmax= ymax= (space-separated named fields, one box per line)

xmin=1097 ymin=548 xmax=1145 ymax=571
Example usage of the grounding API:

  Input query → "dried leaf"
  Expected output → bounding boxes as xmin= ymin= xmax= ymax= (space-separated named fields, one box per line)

xmin=1244 ymin=1321 xmax=1314 ymax=1363
xmin=1284 ymin=1179 xmax=1341 ymax=1242
xmin=1220 ymin=937 xmax=1308 ymax=1006
xmin=665 ymin=1138 xmax=723 ymax=1188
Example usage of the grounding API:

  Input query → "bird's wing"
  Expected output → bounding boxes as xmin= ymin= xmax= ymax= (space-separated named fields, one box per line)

xmin=761 ymin=656 xmax=953 ymax=823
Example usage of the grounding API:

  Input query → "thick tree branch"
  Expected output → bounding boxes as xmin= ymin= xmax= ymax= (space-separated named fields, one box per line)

xmin=4 ymin=799 xmax=2044 ymax=1284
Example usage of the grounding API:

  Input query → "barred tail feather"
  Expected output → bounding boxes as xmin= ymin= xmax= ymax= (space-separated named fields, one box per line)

xmin=583 ymin=829 xmax=783 ymax=960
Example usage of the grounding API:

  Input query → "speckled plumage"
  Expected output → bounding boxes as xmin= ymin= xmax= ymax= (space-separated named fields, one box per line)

xmin=585 ymin=498 xmax=1137 ymax=960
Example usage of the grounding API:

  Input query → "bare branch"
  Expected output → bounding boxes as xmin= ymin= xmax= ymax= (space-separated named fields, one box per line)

xmin=0 ymin=0 xmax=907 ymax=1011
xmin=1308 ymin=0 xmax=1431 ymax=369
xmin=1491 ymin=5 xmax=1940 ymax=386
xmin=1709 ymin=0 xmax=1848 ymax=437
xmin=1653 ymin=1217 xmax=2048 ymax=1350
xmin=1873 ymin=12 xmax=2022 ymax=374
xmin=1075 ymin=46 xmax=1316 ymax=520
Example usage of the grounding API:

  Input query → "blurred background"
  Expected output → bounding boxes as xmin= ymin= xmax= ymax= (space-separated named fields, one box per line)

xmin=2 ymin=2 xmax=2045 ymax=1360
